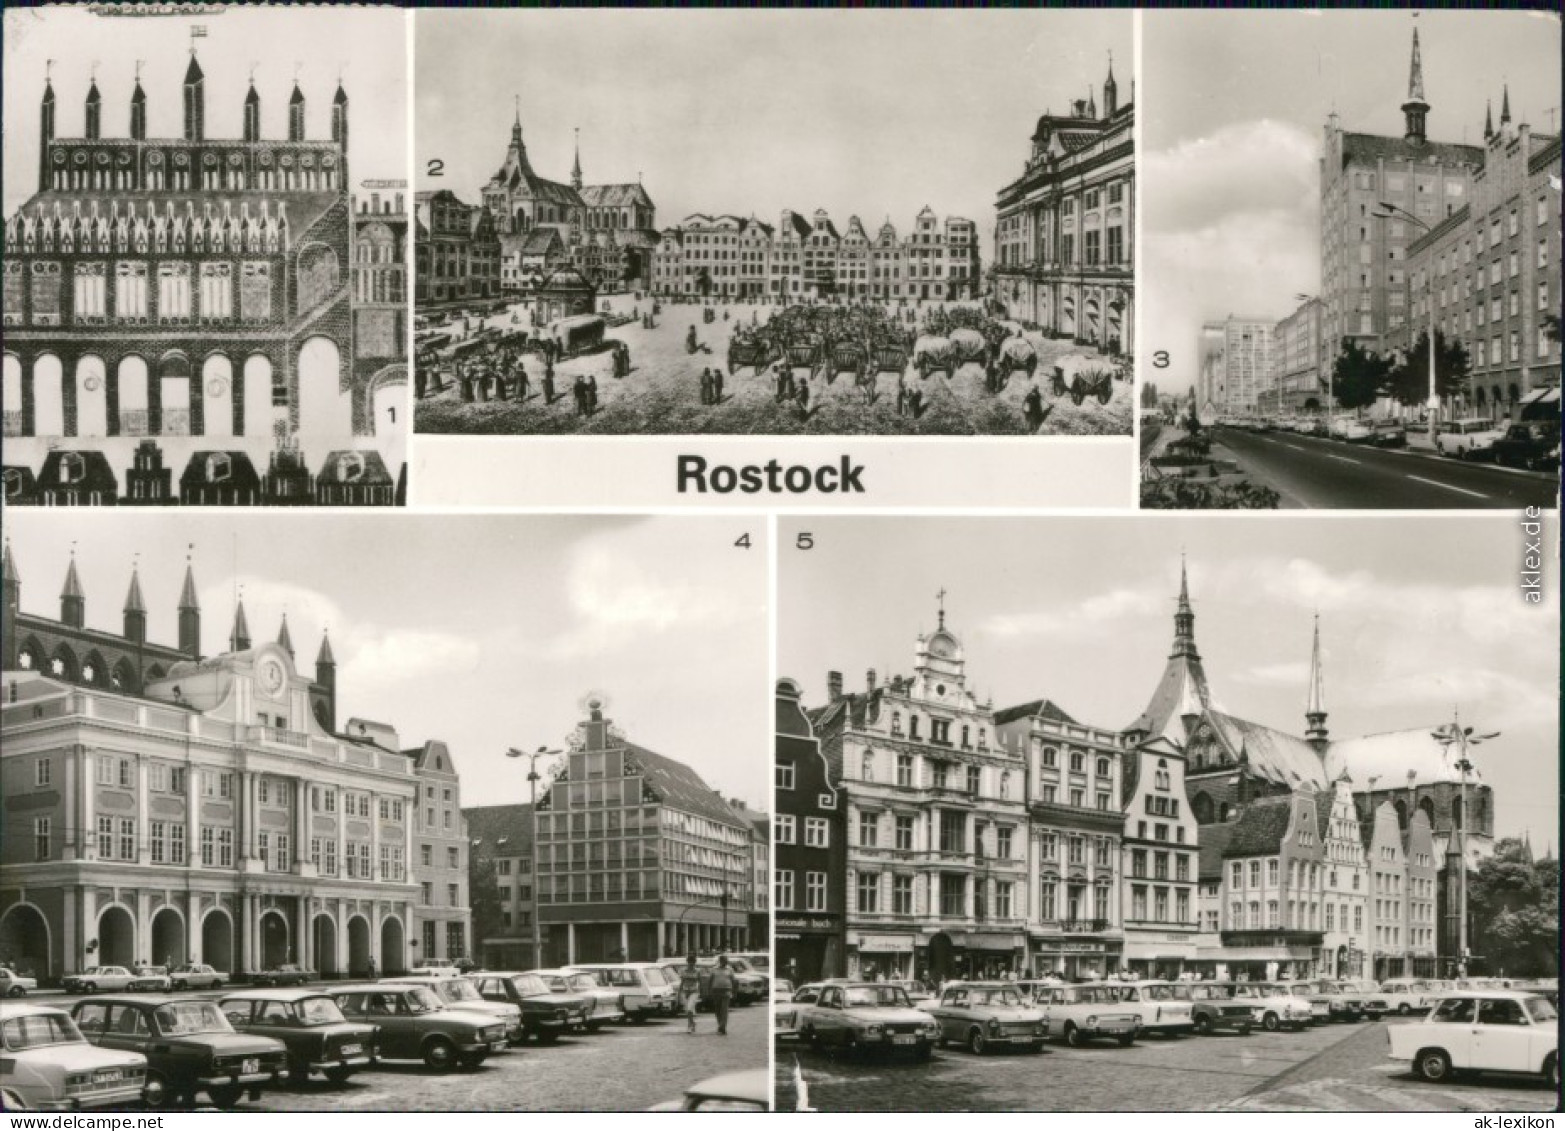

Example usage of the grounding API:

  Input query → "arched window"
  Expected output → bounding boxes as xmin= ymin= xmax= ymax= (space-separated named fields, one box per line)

xmin=1192 ymin=793 xmax=1215 ymax=824
xmin=1451 ymin=796 xmax=1464 ymax=830
xmin=1394 ymin=799 xmax=1409 ymax=829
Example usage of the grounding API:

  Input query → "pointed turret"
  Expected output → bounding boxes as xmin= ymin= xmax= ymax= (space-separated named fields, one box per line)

xmin=1172 ymin=555 xmax=1198 ymax=661
xmin=1305 ymin=614 xmax=1329 ymax=748
xmin=313 ymin=631 xmax=337 ymax=731
xmin=1484 ymin=99 xmax=1494 ymax=142
xmin=2 ymin=542 xmax=17 ymax=585
xmin=277 ymin=613 xmax=295 ymax=658
xmin=1103 ymin=54 xmax=1118 ymax=118
xmin=1086 ymin=85 xmax=1097 ymax=119
xmin=39 ymin=74 xmax=56 ymax=191
xmin=230 ymin=600 xmax=251 ymax=652
xmin=288 ymin=82 xmax=306 ymax=142
xmin=183 ymin=52 xmax=205 ymax=142
xmin=1126 ymin=555 xmax=1214 ymax=744
xmin=1401 ymin=28 xmax=1430 ymax=144
xmin=60 ymin=556 xmax=85 ymax=629
xmin=316 ymin=630 xmax=335 ymax=667
xmin=1 ymin=541 xmax=18 ymax=672
xmin=571 ymin=127 xmax=583 ymax=190
xmin=123 ymin=566 xmax=147 ymax=645
xmin=130 ymin=79 xmax=147 ymax=140
xmin=331 ymin=80 xmax=348 ymax=157
xmin=1500 ymin=83 xmax=1512 ymax=129
xmin=84 ymin=79 xmax=102 ymax=140
xmin=243 ymin=81 xmax=260 ymax=142
xmin=177 ymin=560 xmax=201 ymax=657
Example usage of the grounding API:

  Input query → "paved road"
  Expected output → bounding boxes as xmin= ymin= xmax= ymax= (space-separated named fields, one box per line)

xmin=1211 ymin=427 xmax=1557 ymax=510
xmin=777 ymin=1017 xmax=1559 ymax=1113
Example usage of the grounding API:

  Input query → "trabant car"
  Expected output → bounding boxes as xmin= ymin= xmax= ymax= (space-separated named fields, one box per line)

xmin=327 ymin=983 xmax=506 ymax=1071
xmin=563 ymin=966 xmax=654 ymax=1020
xmin=1490 ymin=422 xmax=1561 ymax=471
xmin=1336 ymin=979 xmax=1391 ymax=1019
xmin=926 ymin=982 xmax=1046 ymax=1054
xmin=648 ymin=1068 xmax=770 ymax=1113
xmin=409 ymin=960 xmax=464 ymax=978
xmin=71 ymin=995 xmax=286 ymax=1109
xmin=129 ymin=966 xmax=172 ymax=993
xmin=1435 ymin=418 xmax=1505 ymax=459
xmin=1187 ymin=982 xmax=1256 ymax=1035
xmin=382 ymin=975 xmax=523 ymax=1045
xmin=1378 ymin=978 xmax=1435 ymax=1016
xmin=0 ymin=1002 xmax=147 ymax=1110
xmin=470 ymin=972 xmax=591 ymax=1044
xmin=1113 ymin=980 xmax=1195 ymax=1036
xmin=0 ymin=966 xmax=38 ymax=997
xmin=797 ymin=982 xmax=939 ymax=1060
xmin=530 ymin=969 xmax=625 ymax=1030
xmin=62 ymin=967 xmax=137 ymax=995
xmin=771 ymin=979 xmax=796 ymax=1005
xmin=1282 ymin=981 xmax=1334 ymax=1023
xmin=218 ymin=989 xmax=377 ymax=1085
xmin=1233 ymin=983 xmax=1313 ymax=1031
xmin=1033 ymin=983 xmax=1140 ymax=1047
xmin=1293 ymin=979 xmax=1366 ymax=1022
xmin=169 ymin=964 xmax=225 ymax=991
xmin=572 ymin=963 xmax=674 ymax=1018
xmin=1388 ymin=991 xmax=1557 ymax=1088
xmin=696 ymin=956 xmax=767 ymax=1006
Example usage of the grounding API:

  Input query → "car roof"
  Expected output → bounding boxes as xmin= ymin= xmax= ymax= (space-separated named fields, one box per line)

xmin=381 ymin=974 xmax=463 ymax=983
xmin=71 ymin=994 xmax=199 ymax=1006
xmin=220 ymin=988 xmax=334 ymax=1002
xmin=943 ymin=981 xmax=1015 ymax=990
xmin=1433 ymin=990 xmax=1546 ymax=1001
xmin=0 ymin=1001 xmax=69 ymax=1019
xmin=686 ymin=1069 xmax=770 ymax=1104
xmin=328 ymin=983 xmax=421 ymax=995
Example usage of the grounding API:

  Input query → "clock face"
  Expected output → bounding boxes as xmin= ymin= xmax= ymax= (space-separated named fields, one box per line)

xmin=259 ymin=659 xmax=286 ymax=697
xmin=929 ymin=633 xmax=957 ymax=660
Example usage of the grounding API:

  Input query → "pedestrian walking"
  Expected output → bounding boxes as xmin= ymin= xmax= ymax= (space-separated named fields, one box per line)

xmin=708 ymin=956 xmax=736 ymax=1036
xmin=572 ymin=375 xmax=587 ymax=416
xmin=1023 ymin=384 xmax=1046 ymax=432
xmin=516 ymin=365 xmax=531 ymax=402
xmin=712 ymin=367 xmax=726 ymax=403
xmin=679 ymin=954 xmax=704 ymax=1034
xmin=795 ymin=378 xmax=811 ymax=420
xmin=543 ymin=359 xmax=556 ymax=404
xmin=367 ymin=955 xmax=377 ymax=979
xmin=699 ymin=368 xmax=712 ymax=405
xmin=586 ymin=375 xmax=599 ymax=416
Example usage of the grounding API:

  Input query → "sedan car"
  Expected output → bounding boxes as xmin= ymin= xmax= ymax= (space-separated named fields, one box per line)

xmin=1435 ymin=418 xmax=1505 ymax=460
xmin=169 ymin=964 xmax=226 ymax=991
xmin=1378 ymin=978 xmax=1435 ymax=1016
xmin=1340 ymin=419 xmax=1375 ymax=443
xmin=470 ymin=972 xmax=591 ymax=1044
xmin=1232 ymin=983 xmax=1314 ymax=1032
xmin=252 ymin=964 xmax=311 ymax=987
xmin=0 ymin=1002 xmax=147 ymax=1111
xmin=799 ymin=982 xmax=939 ymax=1059
xmin=1113 ymin=980 xmax=1195 ymax=1036
xmin=219 ymin=989 xmax=378 ymax=1085
xmin=530 ymin=969 xmax=625 ymax=1030
xmin=62 ymin=967 xmax=137 ymax=995
xmin=1368 ymin=419 xmax=1407 ymax=448
xmin=648 ymin=1068 xmax=770 ymax=1113
xmin=382 ymin=975 xmax=523 ymax=1045
xmin=71 ymin=995 xmax=287 ymax=1109
xmin=0 ymin=966 xmax=39 ymax=998
xmin=1033 ymin=983 xmax=1140 ymax=1047
xmin=1490 ymin=422 xmax=1561 ymax=471
xmin=1187 ymin=982 xmax=1256 ymax=1035
xmin=926 ymin=982 xmax=1046 ymax=1054
xmin=129 ymin=966 xmax=173 ymax=993
xmin=573 ymin=963 xmax=675 ymax=1018
xmin=1388 ymin=991 xmax=1558 ymax=1088
xmin=327 ymin=983 xmax=507 ymax=1071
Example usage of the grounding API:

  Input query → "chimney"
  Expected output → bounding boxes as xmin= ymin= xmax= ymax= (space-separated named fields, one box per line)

xmin=866 ymin=669 xmax=877 ymax=694
xmin=827 ymin=671 xmax=843 ymax=701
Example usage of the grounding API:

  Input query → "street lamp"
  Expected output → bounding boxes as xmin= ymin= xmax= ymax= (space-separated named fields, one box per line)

xmin=1372 ymin=202 xmax=1439 ymax=447
xmin=506 ymin=745 xmax=559 ymax=971
xmin=1431 ymin=712 xmax=1498 ymax=977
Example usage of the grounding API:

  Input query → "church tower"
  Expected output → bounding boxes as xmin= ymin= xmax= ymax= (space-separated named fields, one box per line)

xmin=288 ymin=82 xmax=306 ymax=142
xmin=183 ymin=52 xmax=205 ymax=142
xmin=1103 ymin=55 xmax=1118 ymax=118
xmin=1305 ymin=614 xmax=1329 ymax=749
xmin=130 ymin=77 xmax=147 ymax=141
xmin=60 ymin=555 xmax=85 ymax=630
xmin=178 ymin=560 xmax=201 ymax=657
xmin=331 ymin=80 xmax=349 ymax=173
xmin=1127 ymin=557 xmax=1214 ymax=743
xmin=84 ymin=78 xmax=101 ymax=140
xmin=123 ymin=565 xmax=147 ymax=645
xmin=313 ymin=631 xmax=337 ymax=731
xmin=571 ymin=128 xmax=583 ymax=191
xmin=1401 ymin=28 xmax=1429 ymax=144
xmin=39 ymin=74 xmax=55 ymax=190
xmin=243 ymin=81 xmax=261 ymax=142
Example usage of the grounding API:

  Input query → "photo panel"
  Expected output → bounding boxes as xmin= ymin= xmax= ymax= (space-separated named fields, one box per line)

xmin=0 ymin=509 xmax=771 ymax=1112
xmin=1139 ymin=9 xmax=1561 ymax=510
xmin=411 ymin=7 xmax=1136 ymax=508
xmin=2 ymin=5 xmax=411 ymax=508
xmin=774 ymin=511 xmax=1559 ymax=1112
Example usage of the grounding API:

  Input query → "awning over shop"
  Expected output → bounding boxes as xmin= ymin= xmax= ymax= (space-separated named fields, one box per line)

xmin=951 ymin=932 xmax=1026 ymax=951
xmin=852 ymin=934 xmax=916 ymax=953
xmin=1122 ymin=939 xmax=1198 ymax=961
xmin=1196 ymin=945 xmax=1314 ymax=962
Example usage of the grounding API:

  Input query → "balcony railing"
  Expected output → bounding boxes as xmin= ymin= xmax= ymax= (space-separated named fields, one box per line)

xmin=257 ymin=726 xmax=309 ymax=749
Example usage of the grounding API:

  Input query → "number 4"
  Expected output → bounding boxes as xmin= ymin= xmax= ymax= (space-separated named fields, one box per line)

xmin=734 ymin=533 xmax=752 ymax=549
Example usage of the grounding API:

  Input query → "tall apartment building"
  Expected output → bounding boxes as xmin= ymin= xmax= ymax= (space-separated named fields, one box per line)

xmin=1198 ymin=317 xmax=1275 ymax=416
xmin=1272 ymin=296 xmax=1326 ymax=415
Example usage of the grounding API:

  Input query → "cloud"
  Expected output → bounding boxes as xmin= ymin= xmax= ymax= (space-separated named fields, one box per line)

xmin=980 ymin=586 xmax=1163 ymax=639
xmin=342 ymin=629 xmax=482 ymax=687
xmin=1232 ymin=660 xmax=1311 ymax=688
xmin=197 ymin=577 xmax=345 ymax=652
xmin=1146 ymin=119 xmax=1320 ymax=236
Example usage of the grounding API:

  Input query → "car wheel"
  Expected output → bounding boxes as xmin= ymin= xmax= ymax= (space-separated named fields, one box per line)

xmin=457 ymin=1053 xmax=487 ymax=1071
xmin=629 ymin=1013 xmax=648 ymax=1025
xmin=1118 ymin=1032 xmax=1135 ymax=1047
xmin=1416 ymin=1048 xmax=1453 ymax=1082
xmin=1262 ymin=1012 xmax=1280 ymax=1032
xmin=207 ymin=1084 xmax=245 ymax=1110
xmin=171 ymin=980 xmax=186 ymax=991
xmin=968 ymin=1029 xmax=988 ymax=1056
xmin=1544 ymin=1053 xmax=1558 ymax=1090
xmin=6 ymin=986 xmax=23 ymax=998
xmin=1193 ymin=1014 xmax=1212 ymax=1036
xmin=142 ymin=1073 xmax=174 ymax=1110
xmin=422 ymin=1037 xmax=457 ymax=1072
xmin=1238 ymin=1024 xmax=1253 ymax=1037
xmin=1064 ymin=1024 xmax=1082 ymax=1048
xmin=323 ymin=1066 xmax=355 ymax=1086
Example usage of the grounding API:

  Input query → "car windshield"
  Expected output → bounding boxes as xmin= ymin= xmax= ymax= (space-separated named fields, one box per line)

xmin=964 ymin=987 xmax=1025 ymax=1007
xmin=1143 ymin=984 xmax=1189 ymax=1001
xmin=1257 ymin=986 xmax=1287 ymax=998
xmin=404 ymin=987 xmax=443 ymax=1014
xmin=566 ymin=975 xmax=601 ymax=993
xmin=440 ymin=980 xmax=483 ymax=1003
xmin=512 ymin=975 xmax=551 ymax=997
xmin=155 ymin=1001 xmax=231 ymax=1036
xmin=298 ymin=997 xmax=347 ymax=1025
xmin=842 ymin=986 xmax=911 ymax=1008
xmin=2 ymin=1013 xmax=83 ymax=1051
xmin=725 ymin=958 xmax=754 ymax=973
xmin=1525 ymin=997 xmax=1558 ymax=1023
xmin=1118 ymin=987 xmax=1142 ymax=1001
xmin=641 ymin=967 xmax=669 ymax=987
xmin=744 ymin=956 xmax=769 ymax=971
xmin=590 ymin=969 xmax=641 ymax=988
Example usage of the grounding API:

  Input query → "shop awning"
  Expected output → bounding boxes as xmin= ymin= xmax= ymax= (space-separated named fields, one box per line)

xmin=1197 ymin=945 xmax=1313 ymax=961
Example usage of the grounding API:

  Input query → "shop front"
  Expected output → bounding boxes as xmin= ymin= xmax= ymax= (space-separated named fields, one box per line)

xmin=921 ymin=929 xmax=1027 ymax=984
xmin=846 ymin=930 xmax=919 ymax=982
xmin=1027 ymin=935 xmax=1123 ymax=981
xmin=775 ymin=913 xmax=844 ymax=984
xmin=1122 ymin=931 xmax=1200 ymax=980
xmin=1198 ymin=931 xmax=1326 ymax=981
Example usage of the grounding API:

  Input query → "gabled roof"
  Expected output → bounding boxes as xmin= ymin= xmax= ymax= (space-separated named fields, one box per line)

xmin=1198 ymin=819 xmax=1235 ymax=881
xmin=624 ymin=742 xmax=746 ymax=830
xmin=177 ymin=452 xmax=262 ymax=491
xmin=1206 ymin=710 xmax=1327 ymax=789
xmin=1325 ymin=727 xmax=1485 ymax=789
xmin=993 ymin=698 xmax=1078 ymax=727
xmin=316 ymin=450 xmax=394 ymax=486
xmin=520 ymin=228 xmax=564 ymax=255
xmin=1221 ymin=795 xmax=1296 ymax=858
xmin=580 ymin=183 xmax=652 ymax=209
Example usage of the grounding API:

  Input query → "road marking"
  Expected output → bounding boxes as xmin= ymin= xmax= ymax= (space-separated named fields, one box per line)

xmin=1320 ymin=453 xmax=1362 ymax=465
xmin=1405 ymin=475 xmax=1491 ymax=500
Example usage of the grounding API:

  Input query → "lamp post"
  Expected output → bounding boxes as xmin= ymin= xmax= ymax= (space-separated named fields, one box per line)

xmin=507 ymin=745 xmax=558 ymax=971
xmin=1431 ymin=712 xmax=1498 ymax=977
xmin=1373 ymin=203 xmax=1439 ymax=446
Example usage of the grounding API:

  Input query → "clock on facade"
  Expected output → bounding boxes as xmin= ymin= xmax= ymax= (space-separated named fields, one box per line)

xmin=929 ymin=633 xmax=957 ymax=659
xmin=259 ymin=658 xmax=286 ymax=697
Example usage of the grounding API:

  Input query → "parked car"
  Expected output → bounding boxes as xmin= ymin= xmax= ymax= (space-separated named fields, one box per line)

xmin=723 ymin=951 xmax=770 ymax=975
xmin=1378 ymin=978 xmax=1435 ymax=1016
xmin=218 ymin=989 xmax=378 ymax=1085
xmin=1388 ymin=991 xmax=1558 ymax=1088
xmin=409 ymin=960 xmax=464 ymax=977
xmin=1282 ymin=981 xmax=1334 ymax=1024
xmin=71 ymin=995 xmax=286 ymax=1109
xmin=894 ymin=979 xmax=936 ymax=1007
xmin=129 ymin=966 xmax=172 ymax=993
xmin=469 ymin=972 xmax=591 ymax=1044
xmin=326 ymin=983 xmax=506 ymax=1071
xmin=1340 ymin=419 xmax=1375 ymax=443
xmin=1369 ymin=419 xmax=1408 ymax=448
xmin=572 ymin=963 xmax=676 ymax=1019
xmin=1489 ymin=422 xmax=1561 ymax=471
xmin=1032 ymin=983 xmax=1140 ymax=1047
xmin=772 ymin=979 xmax=796 ymax=1005
xmin=62 ymin=967 xmax=137 ymax=995
xmin=1232 ymin=983 xmax=1314 ymax=1032
xmin=0 ymin=966 xmax=38 ymax=997
xmin=381 ymin=975 xmax=523 ymax=1045
xmin=1336 ymin=979 xmax=1390 ymax=1019
xmin=1291 ymin=979 xmax=1366 ymax=1022
xmin=797 ymin=982 xmax=939 ymax=1059
xmin=926 ymin=982 xmax=1046 ymax=1055
xmin=252 ymin=964 xmax=311 ymax=987
xmin=695 ymin=956 xmax=767 ymax=1006
xmin=648 ymin=1068 xmax=770 ymax=1113
xmin=1435 ymin=418 xmax=1505 ymax=459
xmin=1187 ymin=982 xmax=1256 ymax=1035
xmin=529 ymin=969 xmax=625 ymax=1030
xmin=1113 ymin=980 xmax=1195 ymax=1036
xmin=565 ymin=966 xmax=655 ymax=1020
xmin=0 ymin=1001 xmax=148 ymax=1111
xmin=169 ymin=964 xmax=226 ymax=991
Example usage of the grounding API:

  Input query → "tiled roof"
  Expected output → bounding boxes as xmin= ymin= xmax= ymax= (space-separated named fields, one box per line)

xmin=1198 ymin=820 xmax=1235 ymax=880
xmin=624 ymin=741 xmax=747 ymax=830
xmin=1339 ymin=132 xmax=1482 ymax=170
xmin=1326 ymin=727 xmax=1484 ymax=789
xmin=520 ymin=229 xmax=563 ymax=255
xmin=1129 ymin=653 xmax=1212 ymax=742
xmin=993 ymin=698 xmax=1078 ymax=727
xmin=176 ymin=452 xmax=262 ymax=491
xmin=580 ymin=183 xmax=653 ymax=209
xmin=317 ymin=450 xmax=394 ymax=486
xmin=464 ymin=803 xmax=533 ymax=856
xmin=1222 ymin=795 xmax=1295 ymax=858
xmin=1207 ymin=710 xmax=1328 ymax=789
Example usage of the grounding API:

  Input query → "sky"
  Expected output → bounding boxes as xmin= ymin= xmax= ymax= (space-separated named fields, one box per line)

xmin=1143 ymin=8 xmax=1562 ymax=395
xmin=415 ymin=8 xmax=1130 ymax=250
xmin=779 ymin=514 xmax=1560 ymax=848
xmin=5 ymin=512 xmax=769 ymax=813
xmin=3 ymin=5 xmax=409 ymax=215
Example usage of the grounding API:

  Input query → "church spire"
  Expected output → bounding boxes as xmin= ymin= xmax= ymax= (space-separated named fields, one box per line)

xmin=84 ymin=77 xmax=101 ymax=140
xmin=177 ymin=551 xmax=201 ymax=658
xmin=130 ymin=71 xmax=147 ymax=141
xmin=1484 ymin=99 xmax=1494 ymax=142
xmin=1500 ymin=83 xmax=1512 ymax=128
xmin=1103 ymin=51 xmax=1118 ymax=117
xmin=1305 ymin=613 xmax=1329 ymax=747
xmin=123 ymin=565 xmax=146 ymax=615
xmin=1401 ymin=27 xmax=1430 ymax=143
xmin=243 ymin=79 xmax=260 ymax=142
xmin=123 ymin=562 xmax=147 ymax=645
xmin=1172 ymin=554 xmax=1198 ymax=660
xmin=60 ymin=552 xmax=85 ymax=629
xmin=277 ymin=613 xmax=294 ymax=658
xmin=183 ymin=50 xmax=205 ymax=142
xmin=230 ymin=598 xmax=251 ymax=652
xmin=571 ymin=126 xmax=582 ymax=190
xmin=1126 ymin=556 xmax=1214 ymax=742
xmin=288 ymin=81 xmax=306 ymax=142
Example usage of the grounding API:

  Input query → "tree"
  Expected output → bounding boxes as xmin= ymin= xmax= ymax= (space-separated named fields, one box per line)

xmin=1469 ymin=838 xmax=1559 ymax=977
xmin=468 ymin=854 xmax=505 ymax=961
xmin=1388 ymin=329 xmax=1470 ymax=408
xmin=1140 ymin=381 xmax=1159 ymax=409
xmin=1330 ymin=338 xmax=1394 ymax=411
